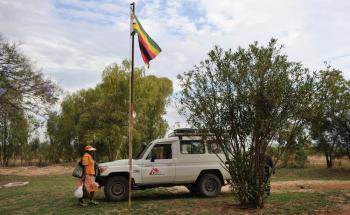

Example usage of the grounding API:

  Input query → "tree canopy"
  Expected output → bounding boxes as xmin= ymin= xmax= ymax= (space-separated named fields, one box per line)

xmin=178 ymin=39 xmax=315 ymax=207
xmin=47 ymin=61 xmax=173 ymax=162
xmin=0 ymin=35 xmax=59 ymax=114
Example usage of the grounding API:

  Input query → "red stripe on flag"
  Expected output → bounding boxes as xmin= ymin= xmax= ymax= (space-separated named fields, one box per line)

xmin=140 ymin=51 xmax=150 ymax=64
xmin=138 ymin=35 xmax=156 ymax=59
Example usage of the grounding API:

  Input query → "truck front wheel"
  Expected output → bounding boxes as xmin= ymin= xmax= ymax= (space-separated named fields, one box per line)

xmin=104 ymin=176 xmax=128 ymax=201
xmin=197 ymin=174 xmax=221 ymax=197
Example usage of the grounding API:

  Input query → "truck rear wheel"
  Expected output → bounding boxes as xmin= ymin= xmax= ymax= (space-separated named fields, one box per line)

xmin=197 ymin=173 xmax=221 ymax=197
xmin=104 ymin=176 xmax=128 ymax=201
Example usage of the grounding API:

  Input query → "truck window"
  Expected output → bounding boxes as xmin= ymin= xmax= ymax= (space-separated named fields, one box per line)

xmin=207 ymin=140 xmax=222 ymax=154
xmin=136 ymin=142 xmax=151 ymax=159
xmin=147 ymin=144 xmax=172 ymax=159
xmin=180 ymin=140 xmax=205 ymax=154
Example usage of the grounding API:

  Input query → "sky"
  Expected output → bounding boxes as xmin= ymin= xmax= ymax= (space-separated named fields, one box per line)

xmin=1 ymin=0 xmax=350 ymax=131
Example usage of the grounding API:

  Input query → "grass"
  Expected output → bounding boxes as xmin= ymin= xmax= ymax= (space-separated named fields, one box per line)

xmin=272 ymin=166 xmax=350 ymax=181
xmin=0 ymin=166 xmax=349 ymax=214
xmin=266 ymin=191 xmax=339 ymax=215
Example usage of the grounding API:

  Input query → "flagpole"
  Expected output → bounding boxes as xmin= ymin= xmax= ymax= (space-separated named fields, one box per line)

xmin=128 ymin=2 xmax=135 ymax=211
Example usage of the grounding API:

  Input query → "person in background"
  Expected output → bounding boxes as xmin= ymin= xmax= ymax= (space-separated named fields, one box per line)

xmin=264 ymin=154 xmax=275 ymax=196
xmin=79 ymin=145 xmax=99 ymax=206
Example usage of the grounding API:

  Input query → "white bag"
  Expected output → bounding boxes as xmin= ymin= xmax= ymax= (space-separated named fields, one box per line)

xmin=74 ymin=185 xmax=83 ymax=198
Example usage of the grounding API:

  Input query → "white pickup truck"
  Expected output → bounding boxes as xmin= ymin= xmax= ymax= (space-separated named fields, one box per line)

xmin=96 ymin=129 xmax=230 ymax=201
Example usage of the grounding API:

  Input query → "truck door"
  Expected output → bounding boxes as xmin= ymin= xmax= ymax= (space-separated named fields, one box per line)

xmin=141 ymin=143 xmax=175 ymax=184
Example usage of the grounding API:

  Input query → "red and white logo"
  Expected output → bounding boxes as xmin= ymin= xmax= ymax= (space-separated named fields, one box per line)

xmin=149 ymin=167 xmax=162 ymax=175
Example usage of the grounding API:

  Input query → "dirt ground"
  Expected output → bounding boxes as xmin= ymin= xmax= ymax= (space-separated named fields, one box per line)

xmin=0 ymin=164 xmax=74 ymax=176
xmin=167 ymin=180 xmax=350 ymax=194
xmin=271 ymin=180 xmax=350 ymax=192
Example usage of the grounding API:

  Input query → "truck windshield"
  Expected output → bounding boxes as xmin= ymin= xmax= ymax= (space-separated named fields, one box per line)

xmin=136 ymin=142 xmax=151 ymax=159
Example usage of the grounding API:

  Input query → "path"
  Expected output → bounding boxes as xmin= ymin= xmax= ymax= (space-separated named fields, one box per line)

xmin=167 ymin=180 xmax=350 ymax=193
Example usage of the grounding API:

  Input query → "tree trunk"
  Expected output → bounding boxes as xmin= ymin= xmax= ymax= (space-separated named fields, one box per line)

xmin=108 ymin=139 xmax=114 ymax=161
xmin=0 ymin=116 xmax=3 ymax=167
xmin=325 ymin=151 xmax=333 ymax=168
xmin=20 ymin=146 xmax=23 ymax=166
xmin=253 ymin=137 xmax=265 ymax=208
xmin=326 ymin=158 xmax=333 ymax=168
xmin=2 ymin=115 xmax=9 ymax=167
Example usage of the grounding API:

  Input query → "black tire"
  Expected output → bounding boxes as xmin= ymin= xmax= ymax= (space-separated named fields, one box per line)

xmin=186 ymin=184 xmax=198 ymax=194
xmin=197 ymin=174 xmax=221 ymax=197
xmin=104 ymin=176 xmax=128 ymax=201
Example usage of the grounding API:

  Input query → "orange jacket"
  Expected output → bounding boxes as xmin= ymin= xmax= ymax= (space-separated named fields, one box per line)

xmin=82 ymin=153 xmax=95 ymax=175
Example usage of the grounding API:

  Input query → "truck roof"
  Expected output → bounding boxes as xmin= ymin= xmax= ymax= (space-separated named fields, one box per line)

xmin=153 ymin=135 xmax=205 ymax=144
xmin=168 ymin=128 xmax=214 ymax=138
xmin=153 ymin=136 xmax=178 ymax=143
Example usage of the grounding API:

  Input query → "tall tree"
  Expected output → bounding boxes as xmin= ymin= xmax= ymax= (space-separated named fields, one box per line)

xmin=310 ymin=66 xmax=350 ymax=168
xmin=178 ymin=39 xmax=314 ymax=208
xmin=48 ymin=61 xmax=173 ymax=162
xmin=46 ymin=111 xmax=62 ymax=163
xmin=0 ymin=35 xmax=59 ymax=166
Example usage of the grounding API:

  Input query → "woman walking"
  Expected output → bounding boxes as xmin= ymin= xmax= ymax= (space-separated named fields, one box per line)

xmin=79 ymin=145 xmax=99 ymax=206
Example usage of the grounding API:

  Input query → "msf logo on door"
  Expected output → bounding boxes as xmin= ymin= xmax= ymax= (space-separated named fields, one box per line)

xmin=149 ymin=167 xmax=165 ymax=176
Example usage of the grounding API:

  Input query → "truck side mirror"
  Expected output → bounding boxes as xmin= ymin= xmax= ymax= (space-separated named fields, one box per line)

xmin=147 ymin=151 xmax=156 ymax=162
xmin=150 ymin=152 xmax=156 ymax=162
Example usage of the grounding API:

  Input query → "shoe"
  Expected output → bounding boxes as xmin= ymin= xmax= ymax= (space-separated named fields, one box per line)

xmin=89 ymin=200 xmax=99 ymax=205
xmin=79 ymin=202 xmax=88 ymax=207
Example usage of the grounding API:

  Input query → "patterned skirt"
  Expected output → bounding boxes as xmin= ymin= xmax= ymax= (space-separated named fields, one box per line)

xmin=77 ymin=175 xmax=99 ymax=193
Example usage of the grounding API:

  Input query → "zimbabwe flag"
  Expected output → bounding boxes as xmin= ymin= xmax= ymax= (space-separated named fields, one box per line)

xmin=132 ymin=14 xmax=161 ymax=66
